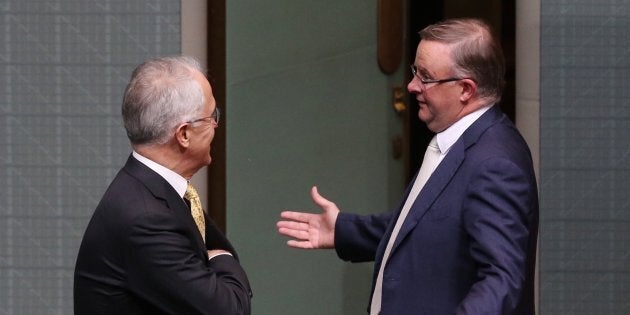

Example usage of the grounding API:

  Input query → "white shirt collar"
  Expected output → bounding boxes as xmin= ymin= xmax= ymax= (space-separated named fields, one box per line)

xmin=435 ymin=105 xmax=492 ymax=155
xmin=132 ymin=151 xmax=188 ymax=198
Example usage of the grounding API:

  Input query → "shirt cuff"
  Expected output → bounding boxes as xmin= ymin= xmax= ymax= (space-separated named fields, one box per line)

xmin=208 ymin=252 xmax=233 ymax=261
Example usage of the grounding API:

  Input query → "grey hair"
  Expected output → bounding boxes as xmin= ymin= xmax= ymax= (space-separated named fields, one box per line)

xmin=122 ymin=56 xmax=206 ymax=145
xmin=420 ymin=18 xmax=505 ymax=103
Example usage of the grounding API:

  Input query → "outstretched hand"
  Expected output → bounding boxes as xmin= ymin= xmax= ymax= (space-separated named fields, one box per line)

xmin=276 ymin=186 xmax=339 ymax=249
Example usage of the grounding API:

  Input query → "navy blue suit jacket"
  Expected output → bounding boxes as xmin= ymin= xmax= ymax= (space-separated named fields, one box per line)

xmin=74 ymin=156 xmax=252 ymax=314
xmin=335 ymin=106 xmax=538 ymax=314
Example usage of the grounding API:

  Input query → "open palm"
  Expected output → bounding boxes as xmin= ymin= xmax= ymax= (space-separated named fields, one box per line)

xmin=277 ymin=186 xmax=339 ymax=249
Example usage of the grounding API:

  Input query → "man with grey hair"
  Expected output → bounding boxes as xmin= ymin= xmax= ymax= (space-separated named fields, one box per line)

xmin=74 ymin=56 xmax=252 ymax=314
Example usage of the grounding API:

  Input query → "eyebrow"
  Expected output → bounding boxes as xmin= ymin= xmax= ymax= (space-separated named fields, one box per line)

xmin=416 ymin=65 xmax=433 ymax=78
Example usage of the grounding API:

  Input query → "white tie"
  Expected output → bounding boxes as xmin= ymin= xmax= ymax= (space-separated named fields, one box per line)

xmin=370 ymin=136 xmax=441 ymax=314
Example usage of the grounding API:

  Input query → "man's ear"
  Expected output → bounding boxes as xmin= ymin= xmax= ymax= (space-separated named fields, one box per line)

xmin=459 ymin=78 xmax=477 ymax=103
xmin=175 ymin=123 xmax=191 ymax=148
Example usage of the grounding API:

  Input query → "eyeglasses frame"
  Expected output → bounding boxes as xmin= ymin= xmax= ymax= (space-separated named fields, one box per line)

xmin=410 ymin=65 xmax=471 ymax=88
xmin=186 ymin=107 xmax=220 ymax=126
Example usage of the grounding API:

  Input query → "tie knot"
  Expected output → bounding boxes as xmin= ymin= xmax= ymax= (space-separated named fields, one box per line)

xmin=184 ymin=182 xmax=199 ymax=201
xmin=429 ymin=136 xmax=440 ymax=154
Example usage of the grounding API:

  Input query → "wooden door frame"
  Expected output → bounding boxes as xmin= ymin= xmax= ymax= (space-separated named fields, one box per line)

xmin=207 ymin=0 xmax=227 ymax=233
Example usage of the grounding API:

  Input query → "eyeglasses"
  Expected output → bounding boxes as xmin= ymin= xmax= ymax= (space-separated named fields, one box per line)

xmin=187 ymin=107 xmax=220 ymax=126
xmin=410 ymin=65 xmax=468 ymax=88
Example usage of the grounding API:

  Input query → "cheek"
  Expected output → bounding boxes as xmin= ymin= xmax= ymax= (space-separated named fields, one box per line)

xmin=209 ymin=129 xmax=216 ymax=142
xmin=418 ymin=104 xmax=431 ymax=117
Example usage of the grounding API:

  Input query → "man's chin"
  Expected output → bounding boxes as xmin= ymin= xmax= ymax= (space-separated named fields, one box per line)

xmin=418 ymin=109 xmax=429 ymax=123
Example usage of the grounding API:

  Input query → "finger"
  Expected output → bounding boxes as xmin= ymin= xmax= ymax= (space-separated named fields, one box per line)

xmin=287 ymin=239 xmax=314 ymax=249
xmin=276 ymin=220 xmax=309 ymax=231
xmin=280 ymin=211 xmax=313 ymax=223
xmin=277 ymin=227 xmax=310 ymax=241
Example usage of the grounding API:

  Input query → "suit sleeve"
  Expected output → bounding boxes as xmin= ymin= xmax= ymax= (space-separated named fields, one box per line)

xmin=457 ymin=157 xmax=537 ymax=314
xmin=335 ymin=212 xmax=393 ymax=262
xmin=125 ymin=209 xmax=251 ymax=315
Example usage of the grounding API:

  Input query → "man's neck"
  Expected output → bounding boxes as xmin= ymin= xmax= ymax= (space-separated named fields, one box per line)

xmin=134 ymin=143 xmax=194 ymax=180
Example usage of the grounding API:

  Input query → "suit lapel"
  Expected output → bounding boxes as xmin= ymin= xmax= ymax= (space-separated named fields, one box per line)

xmin=122 ymin=156 xmax=208 ymax=259
xmin=389 ymin=106 xmax=505 ymax=253
xmin=391 ymin=142 xmax=465 ymax=251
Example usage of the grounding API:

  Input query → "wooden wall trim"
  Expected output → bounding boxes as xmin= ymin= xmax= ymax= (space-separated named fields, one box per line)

xmin=207 ymin=0 xmax=227 ymax=233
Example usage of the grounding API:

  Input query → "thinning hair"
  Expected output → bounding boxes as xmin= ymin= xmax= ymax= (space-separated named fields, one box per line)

xmin=420 ymin=18 xmax=505 ymax=103
xmin=122 ymin=56 xmax=206 ymax=145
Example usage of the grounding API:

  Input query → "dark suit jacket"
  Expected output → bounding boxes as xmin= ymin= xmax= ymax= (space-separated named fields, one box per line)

xmin=74 ymin=156 xmax=252 ymax=315
xmin=335 ymin=106 xmax=539 ymax=314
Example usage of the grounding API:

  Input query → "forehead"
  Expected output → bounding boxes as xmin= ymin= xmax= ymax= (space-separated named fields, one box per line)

xmin=191 ymin=69 xmax=215 ymax=112
xmin=415 ymin=40 xmax=453 ymax=72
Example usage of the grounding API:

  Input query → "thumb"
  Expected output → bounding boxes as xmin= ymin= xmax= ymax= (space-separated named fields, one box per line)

xmin=311 ymin=186 xmax=333 ymax=210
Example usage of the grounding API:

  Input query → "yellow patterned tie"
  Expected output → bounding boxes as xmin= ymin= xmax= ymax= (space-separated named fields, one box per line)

xmin=184 ymin=182 xmax=206 ymax=243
